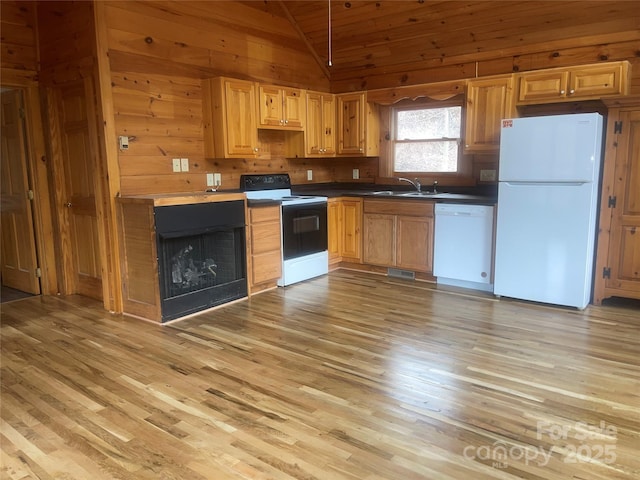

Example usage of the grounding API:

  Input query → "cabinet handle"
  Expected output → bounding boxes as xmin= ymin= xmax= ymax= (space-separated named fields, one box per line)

xmin=253 ymin=147 xmax=259 ymax=152
xmin=284 ymin=119 xmax=288 ymax=125
xmin=279 ymin=119 xmax=284 ymax=124
xmin=569 ymin=89 xmax=575 ymax=95
xmin=65 ymin=202 xmax=72 ymax=208
xmin=560 ymin=90 xmax=565 ymax=95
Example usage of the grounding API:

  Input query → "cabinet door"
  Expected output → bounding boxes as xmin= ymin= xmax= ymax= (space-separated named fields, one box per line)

xmin=464 ymin=75 xmax=514 ymax=153
xmin=397 ymin=215 xmax=433 ymax=273
xmin=322 ymin=94 xmax=336 ymax=155
xmin=569 ymin=64 xmax=626 ymax=98
xmin=341 ymin=199 xmax=362 ymax=262
xmin=305 ymin=92 xmax=335 ymax=156
xmin=363 ymin=213 xmax=395 ymax=267
xmin=283 ymin=88 xmax=304 ymax=129
xmin=337 ymin=93 xmax=364 ymax=155
xmin=327 ymin=199 xmax=342 ymax=264
xmin=224 ymin=79 xmax=258 ymax=157
xmin=258 ymin=85 xmax=284 ymax=127
xmin=602 ymin=110 xmax=640 ymax=300
xmin=517 ymin=71 xmax=568 ymax=103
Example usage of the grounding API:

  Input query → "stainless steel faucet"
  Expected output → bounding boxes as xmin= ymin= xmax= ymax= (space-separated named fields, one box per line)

xmin=398 ymin=177 xmax=421 ymax=192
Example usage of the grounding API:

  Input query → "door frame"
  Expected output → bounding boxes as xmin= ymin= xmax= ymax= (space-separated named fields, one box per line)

xmin=0 ymin=70 xmax=58 ymax=296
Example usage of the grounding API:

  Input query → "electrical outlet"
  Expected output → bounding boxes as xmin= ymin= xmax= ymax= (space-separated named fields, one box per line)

xmin=180 ymin=158 xmax=189 ymax=172
xmin=213 ymin=173 xmax=221 ymax=186
xmin=352 ymin=168 xmax=360 ymax=179
xmin=206 ymin=173 xmax=214 ymax=186
xmin=172 ymin=158 xmax=181 ymax=172
xmin=307 ymin=169 xmax=313 ymax=181
xmin=480 ymin=169 xmax=497 ymax=182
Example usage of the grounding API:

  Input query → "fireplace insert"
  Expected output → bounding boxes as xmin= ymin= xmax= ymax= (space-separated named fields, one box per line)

xmin=154 ymin=201 xmax=247 ymax=321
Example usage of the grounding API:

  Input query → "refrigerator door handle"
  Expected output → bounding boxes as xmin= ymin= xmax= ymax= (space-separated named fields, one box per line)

xmin=503 ymin=181 xmax=590 ymax=187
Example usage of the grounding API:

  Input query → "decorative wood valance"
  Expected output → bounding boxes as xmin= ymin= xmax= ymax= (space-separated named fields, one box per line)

xmin=365 ymin=79 xmax=466 ymax=105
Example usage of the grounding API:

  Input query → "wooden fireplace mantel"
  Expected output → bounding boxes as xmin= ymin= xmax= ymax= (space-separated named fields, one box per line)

xmin=117 ymin=191 xmax=246 ymax=207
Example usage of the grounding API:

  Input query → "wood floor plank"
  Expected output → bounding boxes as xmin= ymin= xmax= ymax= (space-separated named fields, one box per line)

xmin=1 ymin=270 xmax=639 ymax=479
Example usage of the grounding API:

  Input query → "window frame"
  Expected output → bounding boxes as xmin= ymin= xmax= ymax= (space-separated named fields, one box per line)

xmin=386 ymin=96 xmax=471 ymax=179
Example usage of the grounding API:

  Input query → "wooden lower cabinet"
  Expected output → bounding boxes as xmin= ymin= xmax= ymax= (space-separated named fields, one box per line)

xmin=328 ymin=197 xmax=362 ymax=266
xmin=594 ymin=97 xmax=640 ymax=304
xmin=363 ymin=199 xmax=434 ymax=273
xmin=247 ymin=204 xmax=282 ymax=292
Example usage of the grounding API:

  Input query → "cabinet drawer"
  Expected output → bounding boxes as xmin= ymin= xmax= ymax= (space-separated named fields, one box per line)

xmin=252 ymin=252 xmax=282 ymax=285
xmin=364 ymin=199 xmax=434 ymax=216
xmin=249 ymin=205 xmax=281 ymax=224
xmin=250 ymin=222 xmax=281 ymax=254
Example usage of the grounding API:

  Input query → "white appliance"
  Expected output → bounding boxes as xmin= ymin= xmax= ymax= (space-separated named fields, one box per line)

xmin=241 ymin=174 xmax=329 ymax=287
xmin=434 ymin=204 xmax=494 ymax=292
xmin=494 ymin=113 xmax=604 ymax=309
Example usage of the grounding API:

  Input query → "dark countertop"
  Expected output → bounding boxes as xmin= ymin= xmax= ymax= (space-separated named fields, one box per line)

xmin=291 ymin=182 xmax=498 ymax=205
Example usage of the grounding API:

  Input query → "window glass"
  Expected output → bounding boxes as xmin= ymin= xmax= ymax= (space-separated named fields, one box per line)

xmin=393 ymin=105 xmax=461 ymax=173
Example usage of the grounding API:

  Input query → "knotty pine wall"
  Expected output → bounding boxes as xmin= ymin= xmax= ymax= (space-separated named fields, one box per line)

xmin=102 ymin=1 xmax=377 ymax=195
xmin=0 ymin=1 xmax=38 ymax=75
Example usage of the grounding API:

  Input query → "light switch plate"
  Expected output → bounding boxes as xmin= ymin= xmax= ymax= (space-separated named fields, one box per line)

xmin=172 ymin=158 xmax=181 ymax=172
xmin=206 ymin=173 xmax=214 ymax=186
xmin=307 ymin=169 xmax=313 ymax=181
xmin=180 ymin=158 xmax=189 ymax=172
xmin=213 ymin=173 xmax=222 ymax=186
xmin=352 ymin=168 xmax=360 ymax=179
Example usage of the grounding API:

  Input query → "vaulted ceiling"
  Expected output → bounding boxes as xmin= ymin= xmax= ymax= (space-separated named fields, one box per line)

xmin=270 ymin=1 xmax=640 ymax=91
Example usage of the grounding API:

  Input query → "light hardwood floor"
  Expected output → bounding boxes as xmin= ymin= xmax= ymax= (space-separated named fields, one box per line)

xmin=1 ymin=270 xmax=639 ymax=479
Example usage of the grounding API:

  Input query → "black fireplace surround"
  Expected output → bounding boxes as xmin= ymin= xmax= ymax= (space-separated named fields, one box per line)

xmin=154 ymin=200 xmax=247 ymax=322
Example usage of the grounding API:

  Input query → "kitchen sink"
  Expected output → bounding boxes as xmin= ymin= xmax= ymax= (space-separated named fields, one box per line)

xmin=371 ymin=190 xmax=395 ymax=195
xmin=399 ymin=191 xmax=442 ymax=197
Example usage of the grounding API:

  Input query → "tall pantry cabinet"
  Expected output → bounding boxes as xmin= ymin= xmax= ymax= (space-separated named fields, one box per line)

xmin=594 ymin=96 xmax=640 ymax=304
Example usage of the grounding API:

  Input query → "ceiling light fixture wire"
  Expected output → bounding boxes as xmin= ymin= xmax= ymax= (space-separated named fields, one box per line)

xmin=328 ymin=0 xmax=332 ymax=66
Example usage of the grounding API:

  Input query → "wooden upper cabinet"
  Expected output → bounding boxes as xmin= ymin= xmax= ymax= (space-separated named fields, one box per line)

xmin=305 ymin=91 xmax=336 ymax=157
xmin=202 ymin=77 xmax=258 ymax=158
xmin=516 ymin=61 xmax=630 ymax=105
xmin=464 ymin=74 xmax=515 ymax=153
xmin=336 ymin=92 xmax=380 ymax=157
xmin=258 ymin=85 xmax=304 ymax=130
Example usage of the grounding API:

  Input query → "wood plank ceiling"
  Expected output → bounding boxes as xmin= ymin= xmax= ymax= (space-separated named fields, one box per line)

xmin=266 ymin=0 xmax=640 ymax=91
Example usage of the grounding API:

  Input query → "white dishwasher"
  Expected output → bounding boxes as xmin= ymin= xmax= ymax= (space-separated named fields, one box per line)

xmin=433 ymin=204 xmax=494 ymax=292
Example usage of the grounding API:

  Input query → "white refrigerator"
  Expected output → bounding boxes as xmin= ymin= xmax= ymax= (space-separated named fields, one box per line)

xmin=494 ymin=113 xmax=604 ymax=309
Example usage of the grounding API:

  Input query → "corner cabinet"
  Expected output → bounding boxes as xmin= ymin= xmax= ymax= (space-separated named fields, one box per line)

xmin=328 ymin=197 xmax=362 ymax=267
xmin=247 ymin=204 xmax=282 ymax=293
xmin=593 ymin=97 xmax=640 ymax=305
xmin=516 ymin=61 xmax=630 ymax=105
xmin=363 ymin=199 xmax=434 ymax=273
xmin=336 ymin=92 xmax=380 ymax=157
xmin=202 ymin=77 xmax=259 ymax=158
xmin=258 ymin=85 xmax=305 ymax=130
xmin=464 ymin=74 xmax=515 ymax=153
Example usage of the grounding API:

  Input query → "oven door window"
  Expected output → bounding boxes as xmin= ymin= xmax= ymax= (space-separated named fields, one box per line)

xmin=282 ymin=203 xmax=328 ymax=259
